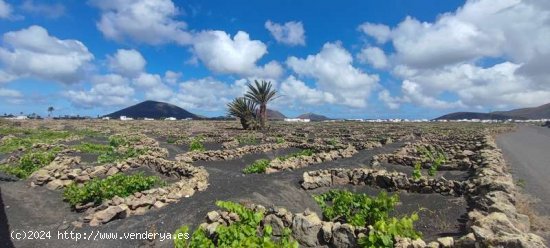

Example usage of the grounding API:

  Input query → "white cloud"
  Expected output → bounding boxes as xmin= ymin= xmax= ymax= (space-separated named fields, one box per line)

xmin=107 ymin=49 xmax=146 ymax=77
xmin=369 ymin=0 xmax=550 ymax=110
xmin=90 ymin=0 xmax=192 ymax=45
xmin=0 ymin=0 xmax=13 ymax=19
xmin=357 ymin=47 xmax=389 ymax=69
xmin=378 ymin=90 xmax=400 ymax=110
xmin=171 ymin=78 xmax=247 ymax=111
xmin=265 ymin=20 xmax=306 ymax=46
xmin=21 ymin=0 xmax=65 ymax=19
xmin=0 ymin=88 xmax=23 ymax=104
xmin=400 ymin=80 xmax=464 ymax=109
xmin=388 ymin=0 xmax=550 ymax=68
xmin=163 ymin=70 xmax=181 ymax=84
xmin=133 ymin=73 xmax=173 ymax=100
xmin=279 ymin=76 xmax=335 ymax=106
xmin=0 ymin=69 xmax=17 ymax=83
xmin=192 ymin=30 xmax=283 ymax=78
xmin=358 ymin=23 xmax=391 ymax=44
xmin=384 ymin=62 xmax=550 ymax=110
xmin=0 ymin=25 xmax=94 ymax=84
xmin=64 ymin=74 xmax=135 ymax=108
xmin=286 ymin=42 xmax=379 ymax=108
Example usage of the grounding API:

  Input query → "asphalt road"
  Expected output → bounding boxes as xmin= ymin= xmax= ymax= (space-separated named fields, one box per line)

xmin=496 ymin=124 xmax=550 ymax=214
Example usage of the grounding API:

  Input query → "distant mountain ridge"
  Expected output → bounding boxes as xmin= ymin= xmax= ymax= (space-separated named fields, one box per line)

xmin=297 ymin=113 xmax=330 ymax=121
xmin=266 ymin=109 xmax=286 ymax=120
xmin=492 ymin=103 xmax=550 ymax=119
xmin=436 ymin=103 xmax=550 ymax=120
xmin=104 ymin=100 xmax=198 ymax=119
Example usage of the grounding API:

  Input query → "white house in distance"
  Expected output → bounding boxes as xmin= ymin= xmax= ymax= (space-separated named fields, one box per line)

xmin=120 ymin=116 xmax=133 ymax=121
xmin=284 ymin=118 xmax=310 ymax=122
xmin=165 ymin=117 xmax=177 ymax=121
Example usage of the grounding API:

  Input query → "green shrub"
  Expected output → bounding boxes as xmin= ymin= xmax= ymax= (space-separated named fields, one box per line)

xmin=108 ymin=135 xmax=130 ymax=147
xmin=91 ymin=135 xmax=147 ymax=163
xmin=237 ymin=134 xmax=259 ymax=145
xmin=313 ymin=190 xmax=399 ymax=226
xmin=358 ymin=214 xmax=421 ymax=248
xmin=72 ymin=129 xmax=103 ymax=138
xmin=412 ymin=161 xmax=422 ymax=180
xmin=276 ymin=137 xmax=285 ymax=144
xmin=0 ymin=129 xmax=71 ymax=153
xmin=0 ymin=127 xmax=28 ymax=136
xmin=97 ymin=147 xmax=146 ymax=163
xmin=417 ymin=146 xmax=446 ymax=177
xmin=276 ymin=149 xmax=314 ymax=162
xmin=74 ymin=143 xmax=111 ymax=154
xmin=314 ymin=190 xmax=421 ymax=248
xmin=327 ymin=138 xmax=338 ymax=146
xmin=63 ymin=172 xmax=163 ymax=207
xmin=189 ymin=136 xmax=205 ymax=152
xmin=243 ymin=159 xmax=271 ymax=174
xmin=174 ymin=201 xmax=298 ymax=248
xmin=0 ymin=148 xmax=60 ymax=178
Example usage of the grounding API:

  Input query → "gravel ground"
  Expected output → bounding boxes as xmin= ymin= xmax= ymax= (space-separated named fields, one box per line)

xmin=1 ymin=140 xmax=469 ymax=248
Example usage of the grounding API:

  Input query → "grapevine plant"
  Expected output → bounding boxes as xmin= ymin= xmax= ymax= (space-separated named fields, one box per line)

xmin=174 ymin=201 xmax=298 ymax=248
xmin=314 ymin=190 xmax=421 ymax=248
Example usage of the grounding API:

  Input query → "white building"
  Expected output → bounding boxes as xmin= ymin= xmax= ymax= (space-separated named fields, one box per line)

xmin=165 ymin=117 xmax=177 ymax=121
xmin=284 ymin=118 xmax=310 ymax=122
xmin=120 ymin=116 xmax=133 ymax=121
xmin=144 ymin=118 xmax=154 ymax=121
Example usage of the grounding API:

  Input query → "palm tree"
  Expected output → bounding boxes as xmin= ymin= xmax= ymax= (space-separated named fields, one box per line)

xmin=245 ymin=80 xmax=278 ymax=129
xmin=227 ymin=97 xmax=258 ymax=130
xmin=47 ymin=106 xmax=54 ymax=118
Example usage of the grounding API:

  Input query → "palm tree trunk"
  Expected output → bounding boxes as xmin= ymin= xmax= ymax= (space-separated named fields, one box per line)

xmin=260 ymin=104 xmax=266 ymax=128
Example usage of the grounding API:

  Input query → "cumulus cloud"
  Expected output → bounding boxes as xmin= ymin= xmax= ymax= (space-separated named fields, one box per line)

xmin=192 ymin=30 xmax=283 ymax=78
xmin=171 ymin=78 xmax=247 ymax=111
xmin=21 ymin=0 xmax=65 ymax=18
xmin=286 ymin=42 xmax=379 ymax=108
xmin=90 ymin=0 xmax=192 ymax=45
xmin=388 ymin=0 xmax=550 ymax=68
xmin=0 ymin=87 xmax=23 ymax=104
xmin=0 ymin=69 xmax=17 ymax=83
xmin=0 ymin=25 xmax=94 ymax=84
xmin=382 ymin=61 xmax=550 ymax=110
xmin=279 ymin=76 xmax=335 ymax=106
xmin=377 ymin=90 xmax=400 ymax=110
xmin=357 ymin=47 xmax=389 ymax=69
xmin=107 ymin=49 xmax=146 ymax=77
xmin=64 ymin=74 xmax=135 ymax=108
xmin=133 ymin=73 xmax=173 ymax=101
xmin=367 ymin=0 xmax=550 ymax=110
xmin=0 ymin=0 xmax=13 ymax=19
xmin=358 ymin=23 xmax=391 ymax=44
xmin=265 ymin=20 xmax=306 ymax=46
xmin=163 ymin=70 xmax=181 ymax=84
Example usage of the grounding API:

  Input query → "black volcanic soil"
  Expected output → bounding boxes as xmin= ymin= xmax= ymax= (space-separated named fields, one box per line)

xmin=1 ymin=141 xmax=469 ymax=248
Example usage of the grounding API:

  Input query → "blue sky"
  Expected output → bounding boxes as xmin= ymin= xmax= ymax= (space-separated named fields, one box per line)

xmin=0 ymin=0 xmax=549 ymax=119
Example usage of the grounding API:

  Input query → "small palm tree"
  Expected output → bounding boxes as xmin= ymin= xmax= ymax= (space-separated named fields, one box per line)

xmin=47 ymin=106 xmax=54 ymax=117
xmin=245 ymin=80 xmax=278 ymax=129
xmin=227 ymin=97 xmax=259 ymax=130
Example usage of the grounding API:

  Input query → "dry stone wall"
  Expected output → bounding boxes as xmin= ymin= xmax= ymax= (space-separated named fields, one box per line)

xmin=26 ymin=135 xmax=209 ymax=227
xmin=298 ymin=134 xmax=547 ymax=247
